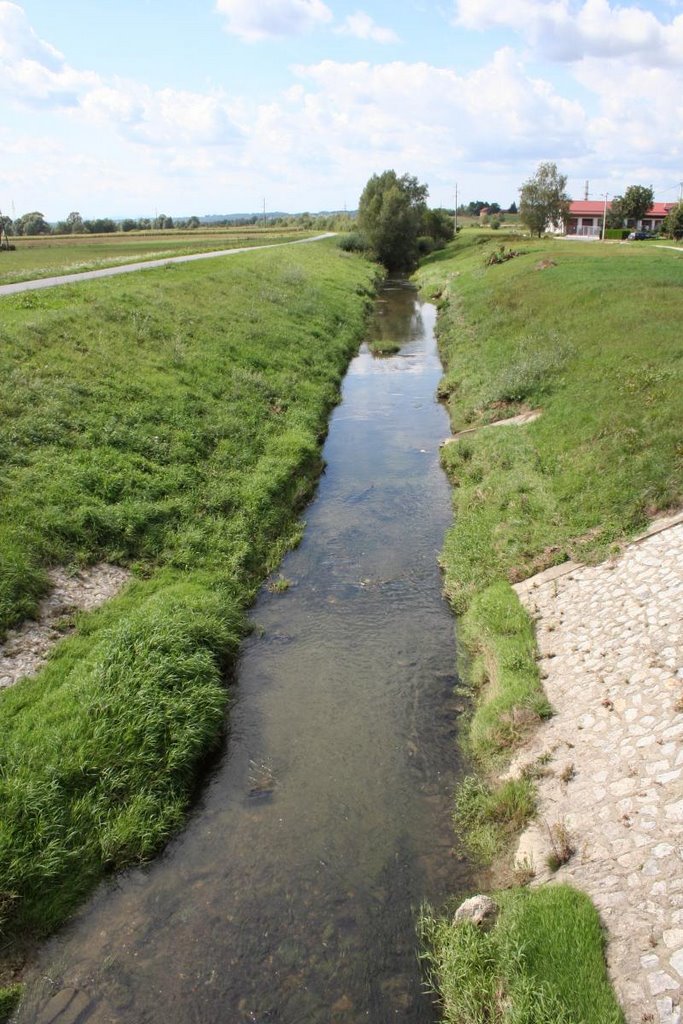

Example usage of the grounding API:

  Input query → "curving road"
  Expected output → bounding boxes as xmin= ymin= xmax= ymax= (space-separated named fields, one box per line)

xmin=0 ymin=233 xmax=337 ymax=297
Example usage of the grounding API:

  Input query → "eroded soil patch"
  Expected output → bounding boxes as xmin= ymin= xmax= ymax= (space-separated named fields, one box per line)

xmin=0 ymin=565 xmax=130 ymax=689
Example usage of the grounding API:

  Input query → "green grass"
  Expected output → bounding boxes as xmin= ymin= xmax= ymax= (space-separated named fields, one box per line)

xmin=453 ymin=581 xmax=550 ymax=859
xmin=420 ymin=885 xmax=625 ymax=1024
xmin=0 ymin=240 xmax=377 ymax=947
xmin=459 ymin=581 xmax=551 ymax=767
xmin=0 ymin=985 xmax=22 ymax=1024
xmin=418 ymin=234 xmax=682 ymax=611
xmin=0 ymin=226 xmax=317 ymax=285
xmin=453 ymin=774 xmax=536 ymax=863
xmin=369 ymin=339 xmax=401 ymax=356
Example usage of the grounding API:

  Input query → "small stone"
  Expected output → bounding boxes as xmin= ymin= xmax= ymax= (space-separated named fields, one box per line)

xmin=331 ymin=994 xmax=354 ymax=1013
xmin=454 ymin=895 xmax=499 ymax=931
xmin=670 ymin=949 xmax=683 ymax=977
xmin=656 ymin=996 xmax=674 ymax=1022
xmin=36 ymin=989 xmax=91 ymax=1024
xmin=666 ymin=801 xmax=683 ymax=823
xmin=648 ymin=971 xmax=678 ymax=995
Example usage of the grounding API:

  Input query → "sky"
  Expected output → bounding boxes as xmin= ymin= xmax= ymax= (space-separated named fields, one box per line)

xmin=0 ymin=0 xmax=682 ymax=219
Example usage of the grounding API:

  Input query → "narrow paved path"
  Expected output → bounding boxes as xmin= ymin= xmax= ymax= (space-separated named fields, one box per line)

xmin=512 ymin=513 xmax=683 ymax=1024
xmin=0 ymin=233 xmax=336 ymax=296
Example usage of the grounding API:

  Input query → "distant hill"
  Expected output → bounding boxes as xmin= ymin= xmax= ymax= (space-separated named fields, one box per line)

xmin=199 ymin=210 xmax=354 ymax=222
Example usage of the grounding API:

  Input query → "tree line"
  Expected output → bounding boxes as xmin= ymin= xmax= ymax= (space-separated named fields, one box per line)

xmin=0 ymin=211 xmax=208 ymax=237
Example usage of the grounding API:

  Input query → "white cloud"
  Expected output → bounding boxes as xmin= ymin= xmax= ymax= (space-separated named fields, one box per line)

xmin=214 ymin=0 xmax=332 ymax=41
xmin=0 ymin=1 xmax=98 ymax=105
xmin=0 ymin=1 xmax=61 ymax=66
xmin=576 ymin=58 xmax=683 ymax=163
xmin=81 ymin=83 xmax=242 ymax=148
xmin=2 ymin=1 xmax=681 ymax=216
xmin=0 ymin=4 xmax=242 ymax=147
xmin=243 ymin=49 xmax=587 ymax=198
xmin=452 ymin=0 xmax=683 ymax=66
xmin=336 ymin=11 xmax=400 ymax=43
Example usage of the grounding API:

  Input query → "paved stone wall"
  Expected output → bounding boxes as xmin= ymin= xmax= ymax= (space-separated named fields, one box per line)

xmin=512 ymin=515 xmax=683 ymax=1024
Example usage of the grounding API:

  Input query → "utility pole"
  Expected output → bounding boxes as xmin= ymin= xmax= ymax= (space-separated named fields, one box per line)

xmin=263 ymin=197 xmax=267 ymax=229
xmin=454 ymin=183 xmax=458 ymax=235
xmin=601 ymin=192 xmax=609 ymax=241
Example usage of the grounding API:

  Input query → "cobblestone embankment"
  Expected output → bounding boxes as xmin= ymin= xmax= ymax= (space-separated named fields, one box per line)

xmin=511 ymin=514 xmax=683 ymax=1024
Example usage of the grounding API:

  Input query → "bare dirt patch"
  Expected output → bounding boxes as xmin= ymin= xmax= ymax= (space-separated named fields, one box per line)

xmin=0 ymin=564 xmax=131 ymax=689
xmin=441 ymin=408 xmax=542 ymax=445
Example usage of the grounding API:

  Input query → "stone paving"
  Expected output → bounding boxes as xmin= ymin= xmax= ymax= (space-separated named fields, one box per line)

xmin=0 ymin=564 xmax=130 ymax=688
xmin=511 ymin=514 xmax=683 ymax=1024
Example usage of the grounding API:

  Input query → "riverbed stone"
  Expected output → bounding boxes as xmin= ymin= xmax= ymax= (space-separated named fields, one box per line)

xmin=512 ymin=514 xmax=683 ymax=1024
xmin=36 ymin=988 xmax=91 ymax=1024
xmin=454 ymin=894 xmax=499 ymax=931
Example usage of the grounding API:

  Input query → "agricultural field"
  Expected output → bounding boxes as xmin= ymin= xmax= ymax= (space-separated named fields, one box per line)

xmin=0 ymin=240 xmax=376 ymax=955
xmin=0 ymin=226 xmax=318 ymax=285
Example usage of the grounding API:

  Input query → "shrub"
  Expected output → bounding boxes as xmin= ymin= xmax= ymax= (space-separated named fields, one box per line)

xmin=337 ymin=231 xmax=369 ymax=254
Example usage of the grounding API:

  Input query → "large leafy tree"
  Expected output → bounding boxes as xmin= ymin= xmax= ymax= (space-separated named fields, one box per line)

xmin=607 ymin=185 xmax=654 ymax=228
xmin=14 ymin=211 xmax=51 ymax=236
xmin=358 ymin=170 xmax=428 ymax=270
xmin=66 ymin=210 xmax=84 ymax=233
xmin=663 ymin=202 xmax=683 ymax=239
xmin=620 ymin=184 xmax=654 ymax=223
xmin=422 ymin=208 xmax=455 ymax=244
xmin=519 ymin=162 xmax=570 ymax=237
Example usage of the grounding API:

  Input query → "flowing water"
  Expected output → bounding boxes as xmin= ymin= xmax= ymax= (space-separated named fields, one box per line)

xmin=20 ymin=279 xmax=471 ymax=1024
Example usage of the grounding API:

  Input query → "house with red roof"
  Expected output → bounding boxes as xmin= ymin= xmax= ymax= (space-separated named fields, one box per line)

xmin=560 ymin=200 xmax=675 ymax=237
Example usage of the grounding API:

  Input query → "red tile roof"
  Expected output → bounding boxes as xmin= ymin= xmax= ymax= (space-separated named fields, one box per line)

xmin=568 ymin=200 xmax=675 ymax=218
xmin=569 ymin=201 xmax=607 ymax=217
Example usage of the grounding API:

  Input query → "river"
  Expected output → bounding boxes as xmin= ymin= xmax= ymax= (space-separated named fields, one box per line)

xmin=19 ymin=278 xmax=470 ymax=1024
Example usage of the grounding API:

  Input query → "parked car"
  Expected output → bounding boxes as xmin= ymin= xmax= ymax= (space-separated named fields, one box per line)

xmin=627 ymin=231 xmax=654 ymax=240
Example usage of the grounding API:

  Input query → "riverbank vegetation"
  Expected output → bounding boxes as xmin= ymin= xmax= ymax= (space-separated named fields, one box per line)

xmin=348 ymin=170 xmax=454 ymax=271
xmin=420 ymin=885 xmax=624 ymax=1024
xmin=416 ymin=231 xmax=681 ymax=1021
xmin=0 ymin=242 xmax=376 ymax=957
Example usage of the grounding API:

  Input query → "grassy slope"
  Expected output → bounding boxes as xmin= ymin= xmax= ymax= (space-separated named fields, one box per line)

xmin=420 ymin=234 xmax=681 ymax=611
xmin=0 ymin=241 xmax=376 ymax=946
xmin=0 ymin=227 xmax=315 ymax=285
xmin=416 ymin=233 xmax=680 ymax=1022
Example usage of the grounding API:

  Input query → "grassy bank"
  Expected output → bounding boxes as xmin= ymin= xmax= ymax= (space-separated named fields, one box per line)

xmin=415 ymin=232 xmax=681 ymax=1020
xmin=0 ymin=227 xmax=316 ymax=285
xmin=0 ymin=241 xmax=376 ymax=951
xmin=420 ymin=233 xmax=681 ymax=611
xmin=420 ymin=885 xmax=624 ymax=1024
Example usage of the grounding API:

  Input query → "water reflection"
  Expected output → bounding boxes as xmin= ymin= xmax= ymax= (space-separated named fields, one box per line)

xmin=19 ymin=278 xmax=470 ymax=1024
